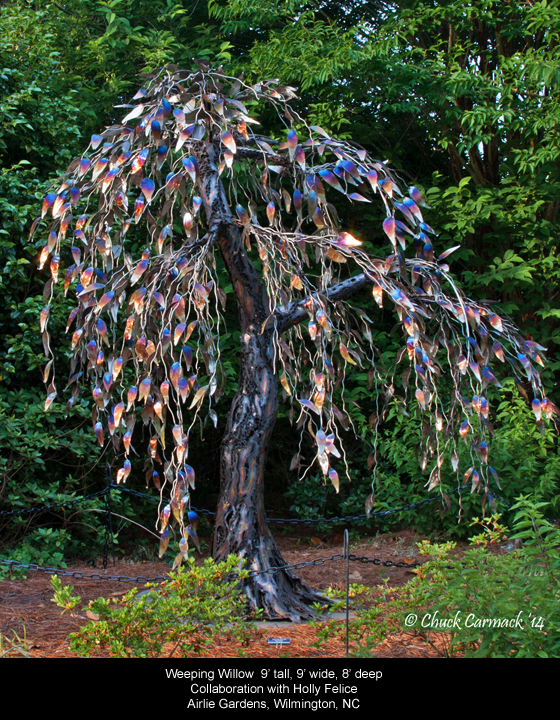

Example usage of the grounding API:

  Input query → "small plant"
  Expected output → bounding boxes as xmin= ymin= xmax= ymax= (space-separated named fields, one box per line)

xmin=466 ymin=514 xmax=509 ymax=546
xmin=319 ymin=591 xmax=345 ymax=614
xmin=310 ymin=600 xmax=331 ymax=617
xmin=60 ymin=554 xmax=256 ymax=658
xmin=51 ymin=575 xmax=81 ymax=614
xmin=0 ymin=627 xmax=31 ymax=658
xmin=322 ymin=583 xmax=371 ymax=610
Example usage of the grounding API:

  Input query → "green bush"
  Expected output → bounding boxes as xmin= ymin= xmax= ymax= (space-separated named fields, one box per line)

xmin=352 ymin=496 xmax=560 ymax=658
xmin=55 ymin=555 xmax=256 ymax=657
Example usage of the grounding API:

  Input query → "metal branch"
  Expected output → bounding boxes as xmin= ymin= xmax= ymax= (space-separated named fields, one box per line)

xmin=235 ymin=147 xmax=291 ymax=166
xmin=275 ymin=272 xmax=374 ymax=333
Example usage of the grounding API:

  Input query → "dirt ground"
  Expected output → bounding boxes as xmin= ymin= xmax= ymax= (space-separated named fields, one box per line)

xmin=0 ymin=527 xmax=461 ymax=658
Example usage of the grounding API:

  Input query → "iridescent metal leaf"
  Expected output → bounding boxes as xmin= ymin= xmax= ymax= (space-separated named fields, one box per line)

xmin=116 ymin=459 xmax=131 ymax=484
xmin=328 ymin=468 xmax=340 ymax=493
xmin=326 ymin=247 xmax=346 ymax=263
xmin=122 ymin=104 xmax=145 ymax=123
xmin=77 ymin=158 xmax=91 ymax=178
xmin=183 ymin=211 xmax=193 ymax=234
xmin=140 ymin=178 xmax=155 ymax=202
xmin=482 ymin=366 xmax=502 ymax=388
xmin=266 ymin=202 xmax=275 ymax=226
xmin=316 ymin=309 xmax=331 ymax=332
xmin=185 ymin=320 xmax=198 ymax=341
xmin=295 ymin=145 xmax=305 ymax=170
xmin=287 ymin=129 xmax=298 ymax=159
xmin=221 ymin=131 xmax=236 ymax=154
xmin=469 ymin=361 xmax=482 ymax=383
xmin=189 ymin=385 xmax=207 ymax=409
xmin=174 ymin=323 xmax=186 ymax=346
xmin=44 ymin=391 xmax=57 ymax=411
xmin=236 ymin=204 xmax=250 ymax=226
xmin=156 ymin=145 xmax=168 ymax=169
xmin=318 ymin=169 xmax=344 ymax=193
xmin=150 ymin=120 xmax=161 ymax=143
xmin=382 ymin=217 xmax=396 ymax=243
xmin=182 ymin=156 xmax=198 ymax=183
xmin=337 ymin=232 xmax=361 ymax=247
xmin=290 ymin=274 xmax=303 ymax=290
xmin=415 ymin=388 xmax=426 ymax=410
xmin=137 ymin=378 xmax=151 ymax=403
xmin=92 ymin=157 xmax=109 ymax=182
xmin=293 ymin=190 xmax=302 ymax=219
xmin=158 ymin=527 xmax=170 ymax=557
xmin=340 ymin=343 xmax=357 ymax=365
xmin=312 ymin=206 xmax=325 ymax=228
xmin=348 ymin=192 xmax=371 ymax=203
xmin=299 ymin=398 xmax=321 ymax=415
xmin=126 ymin=386 xmax=138 ymax=411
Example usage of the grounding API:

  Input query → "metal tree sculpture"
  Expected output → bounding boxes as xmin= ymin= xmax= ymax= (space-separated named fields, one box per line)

xmin=32 ymin=63 xmax=555 ymax=619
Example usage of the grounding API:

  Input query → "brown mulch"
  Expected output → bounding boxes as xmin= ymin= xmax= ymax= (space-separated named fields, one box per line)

xmin=0 ymin=528 xmax=463 ymax=658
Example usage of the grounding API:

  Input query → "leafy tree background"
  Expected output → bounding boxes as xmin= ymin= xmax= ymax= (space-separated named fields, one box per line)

xmin=1 ymin=0 xmax=559 ymax=568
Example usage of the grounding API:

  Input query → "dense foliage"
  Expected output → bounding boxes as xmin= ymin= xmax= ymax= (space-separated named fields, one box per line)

xmin=52 ymin=554 xmax=254 ymax=657
xmin=319 ymin=497 xmax=560 ymax=658
xmin=1 ymin=0 xmax=559 ymax=574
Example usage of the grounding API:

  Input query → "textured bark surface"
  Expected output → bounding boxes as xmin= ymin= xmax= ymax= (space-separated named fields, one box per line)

xmin=198 ymin=144 xmax=328 ymax=620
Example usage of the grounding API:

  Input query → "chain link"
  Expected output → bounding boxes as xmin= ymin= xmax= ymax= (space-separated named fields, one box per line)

xmin=247 ymin=553 xmax=346 ymax=577
xmin=0 ymin=557 xmax=168 ymax=583
xmin=112 ymin=483 xmax=478 ymax=526
xmin=2 ymin=482 xmax=533 ymax=528
xmin=0 ymin=488 xmax=110 ymax=517
xmin=0 ymin=550 xmax=421 ymax=583
xmin=348 ymin=553 xmax=423 ymax=569
xmin=241 ymin=552 xmax=421 ymax=576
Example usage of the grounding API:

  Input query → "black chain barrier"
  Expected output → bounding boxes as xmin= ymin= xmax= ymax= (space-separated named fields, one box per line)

xmin=0 ymin=551 xmax=422 ymax=584
xmin=103 ymin=463 xmax=115 ymax=570
xmin=0 ymin=557 xmax=167 ymax=582
xmin=0 ymin=487 xmax=111 ymax=517
xmin=0 ymin=475 xmax=556 ymax=586
xmin=110 ymin=482 xmax=480 ymax=525
xmin=1 ymin=479 xmax=530 ymax=528
xmin=113 ymin=483 xmax=550 ymax=526
xmin=0 ymin=479 xmax=468 ymax=585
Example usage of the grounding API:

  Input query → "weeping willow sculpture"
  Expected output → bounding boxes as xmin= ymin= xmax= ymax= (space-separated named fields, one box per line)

xmin=32 ymin=63 xmax=555 ymax=619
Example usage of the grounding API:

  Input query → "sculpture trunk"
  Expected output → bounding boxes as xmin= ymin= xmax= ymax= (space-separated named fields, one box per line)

xmin=199 ymin=145 xmax=325 ymax=619
xmin=212 ymin=225 xmax=324 ymax=619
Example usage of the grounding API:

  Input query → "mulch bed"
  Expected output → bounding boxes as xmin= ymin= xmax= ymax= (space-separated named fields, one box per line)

xmin=0 ymin=528 xmax=461 ymax=658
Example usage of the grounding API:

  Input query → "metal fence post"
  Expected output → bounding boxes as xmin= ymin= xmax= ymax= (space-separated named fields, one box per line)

xmin=344 ymin=528 xmax=349 ymax=657
xmin=103 ymin=462 xmax=115 ymax=569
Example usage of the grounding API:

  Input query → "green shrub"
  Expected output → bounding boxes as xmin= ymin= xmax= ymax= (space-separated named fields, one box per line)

xmin=54 ymin=555 xmax=256 ymax=658
xmin=352 ymin=496 xmax=560 ymax=657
